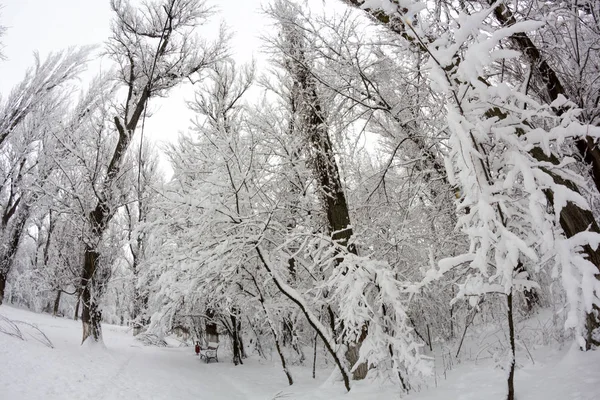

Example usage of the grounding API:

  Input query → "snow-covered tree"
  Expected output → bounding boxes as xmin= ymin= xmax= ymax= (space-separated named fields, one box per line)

xmin=70 ymin=0 xmax=227 ymax=344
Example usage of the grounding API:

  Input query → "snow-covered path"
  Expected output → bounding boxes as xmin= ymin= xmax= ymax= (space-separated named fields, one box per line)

xmin=0 ymin=305 xmax=319 ymax=400
xmin=3 ymin=305 xmax=600 ymax=399
xmin=89 ymin=348 xmax=248 ymax=400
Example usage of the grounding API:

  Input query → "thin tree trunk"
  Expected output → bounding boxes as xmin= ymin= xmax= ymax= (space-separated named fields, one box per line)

xmin=132 ymin=279 xmax=144 ymax=336
xmin=388 ymin=344 xmax=410 ymax=392
xmin=427 ymin=325 xmax=433 ymax=352
xmin=0 ymin=271 xmax=6 ymax=305
xmin=312 ymin=331 xmax=318 ymax=379
xmin=239 ymin=331 xmax=247 ymax=359
xmin=507 ymin=291 xmax=516 ymax=400
xmin=264 ymin=306 xmax=293 ymax=385
xmin=273 ymin=335 xmax=293 ymax=385
xmin=74 ymin=290 xmax=81 ymax=321
xmin=450 ymin=304 xmax=454 ymax=339
xmin=456 ymin=306 xmax=479 ymax=358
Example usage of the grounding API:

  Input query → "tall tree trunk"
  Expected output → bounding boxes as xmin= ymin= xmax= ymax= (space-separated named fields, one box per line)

xmin=272 ymin=329 xmax=293 ymax=385
xmin=282 ymin=16 xmax=366 ymax=379
xmin=78 ymin=111 xmax=135 ymax=344
xmin=81 ymin=247 xmax=103 ymax=343
xmin=239 ymin=332 xmax=247 ymax=359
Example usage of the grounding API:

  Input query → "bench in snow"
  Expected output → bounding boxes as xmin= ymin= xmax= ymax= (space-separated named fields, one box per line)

xmin=199 ymin=342 xmax=219 ymax=363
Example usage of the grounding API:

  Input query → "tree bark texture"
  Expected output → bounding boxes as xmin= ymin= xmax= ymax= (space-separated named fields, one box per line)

xmin=230 ymin=311 xmax=243 ymax=366
xmin=491 ymin=2 xmax=600 ymax=194
xmin=0 ymin=208 xmax=29 ymax=305
xmin=0 ymin=272 xmax=6 ymax=306
xmin=81 ymin=247 xmax=104 ymax=343
xmin=486 ymin=1 xmax=600 ymax=348
xmin=53 ymin=290 xmax=62 ymax=317
xmin=283 ymin=21 xmax=366 ymax=380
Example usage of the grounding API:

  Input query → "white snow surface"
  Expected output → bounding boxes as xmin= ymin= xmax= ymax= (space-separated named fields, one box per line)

xmin=1 ymin=305 xmax=600 ymax=399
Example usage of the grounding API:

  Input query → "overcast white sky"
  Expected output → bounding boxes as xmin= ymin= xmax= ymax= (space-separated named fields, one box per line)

xmin=0 ymin=0 xmax=349 ymax=176
xmin=0 ymin=0 xmax=270 ymax=174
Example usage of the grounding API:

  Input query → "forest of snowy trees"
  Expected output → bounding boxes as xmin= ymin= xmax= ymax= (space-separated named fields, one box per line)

xmin=1 ymin=0 xmax=600 ymax=399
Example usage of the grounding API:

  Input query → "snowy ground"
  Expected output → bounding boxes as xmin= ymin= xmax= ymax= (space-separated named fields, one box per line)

xmin=1 ymin=305 xmax=599 ymax=399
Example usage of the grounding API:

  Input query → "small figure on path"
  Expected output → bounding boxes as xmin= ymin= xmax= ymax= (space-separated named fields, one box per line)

xmin=195 ymin=341 xmax=200 ymax=356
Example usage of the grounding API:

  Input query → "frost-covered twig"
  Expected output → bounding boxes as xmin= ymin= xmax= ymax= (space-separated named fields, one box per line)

xmin=0 ymin=314 xmax=54 ymax=348
xmin=12 ymin=320 xmax=55 ymax=349
xmin=0 ymin=314 xmax=24 ymax=340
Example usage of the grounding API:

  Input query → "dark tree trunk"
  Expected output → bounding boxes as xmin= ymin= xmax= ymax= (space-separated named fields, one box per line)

xmin=282 ymin=318 xmax=292 ymax=346
xmin=53 ymin=290 xmax=62 ymax=317
xmin=81 ymin=248 xmax=103 ymax=343
xmin=491 ymin=1 xmax=600 ymax=348
xmin=537 ymin=155 xmax=600 ymax=348
xmin=491 ymin=2 xmax=600 ymax=194
xmin=239 ymin=331 xmax=247 ymax=360
xmin=273 ymin=329 xmax=293 ymax=385
xmin=507 ymin=291 xmax=516 ymax=400
xmin=287 ymin=257 xmax=297 ymax=281
xmin=131 ymin=278 xmax=145 ymax=336
xmin=0 ymin=272 xmax=6 ymax=306
xmin=230 ymin=310 xmax=243 ymax=365
xmin=345 ymin=326 xmax=368 ymax=380
xmin=76 ymin=65 xmax=145 ymax=343
xmin=205 ymin=309 xmax=219 ymax=344
xmin=0 ymin=207 xmax=29 ymax=305
xmin=283 ymin=20 xmax=366 ymax=379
